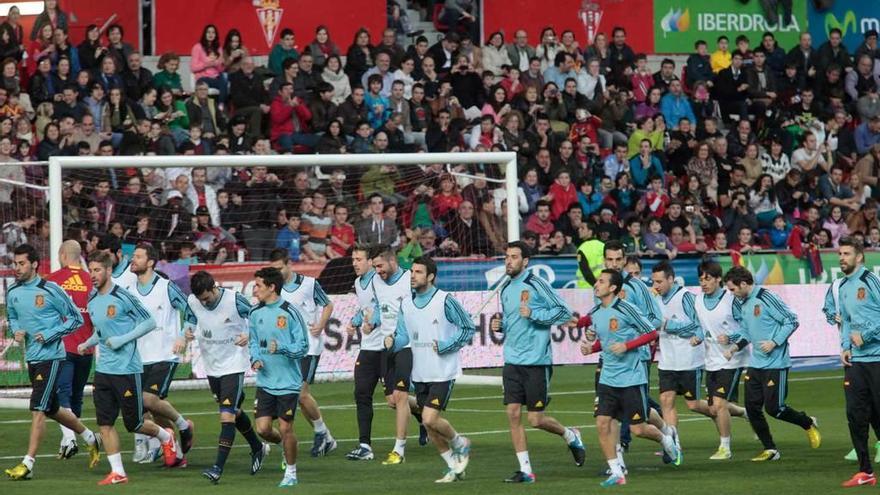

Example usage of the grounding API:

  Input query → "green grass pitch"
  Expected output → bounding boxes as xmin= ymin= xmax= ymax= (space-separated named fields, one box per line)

xmin=0 ymin=366 xmax=861 ymax=494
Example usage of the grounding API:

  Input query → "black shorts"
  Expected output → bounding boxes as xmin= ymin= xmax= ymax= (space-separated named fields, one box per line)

xmin=28 ymin=360 xmax=61 ymax=414
xmin=254 ymin=388 xmax=298 ymax=422
xmin=93 ymin=372 xmax=143 ymax=432
xmin=659 ymin=368 xmax=703 ymax=400
xmin=415 ymin=381 xmax=455 ymax=411
xmin=142 ymin=361 xmax=178 ymax=399
xmin=300 ymin=355 xmax=321 ymax=385
xmin=503 ymin=364 xmax=552 ymax=412
xmin=208 ymin=373 xmax=246 ymax=412
xmin=706 ymin=368 xmax=743 ymax=404
xmin=596 ymin=383 xmax=649 ymax=424
xmin=383 ymin=347 xmax=413 ymax=396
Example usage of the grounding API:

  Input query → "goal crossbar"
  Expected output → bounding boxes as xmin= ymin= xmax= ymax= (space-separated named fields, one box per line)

xmin=48 ymin=152 xmax=519 ymax=271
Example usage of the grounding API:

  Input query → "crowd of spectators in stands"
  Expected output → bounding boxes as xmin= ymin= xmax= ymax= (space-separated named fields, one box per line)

xmin=3 ymin=0 xmax=880 ymax=267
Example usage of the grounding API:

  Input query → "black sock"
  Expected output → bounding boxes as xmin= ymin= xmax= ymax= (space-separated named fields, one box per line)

xmin=235 ymin=411 xmax=263 ymax=452
xmin=412 ymin=410 xmax=423 ymax=425
xmin=215 ymin=422 xmax=236 ymax=469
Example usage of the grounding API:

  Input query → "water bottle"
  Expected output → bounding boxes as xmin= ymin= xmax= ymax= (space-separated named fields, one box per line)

xmin=289 ymin=236 xmax=301 ymax=261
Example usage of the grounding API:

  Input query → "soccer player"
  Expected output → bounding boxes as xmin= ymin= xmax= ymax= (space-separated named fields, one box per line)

xmin=589 ymin=269 xmax=681 ymax=487
xmin=268 ymin=248 xmax=337 ymax=457
xmin=80 ymin=251 xmax=179 ymax=485
xmin=832 ymin=238 xmax=880 ymax=487
xmin=823 ymin=270 xmax=880 ymax=465
xmin=722 ymin=265 xmax=821 ymax=461
xmin=388 ymin=256 xmax=475 ymax=482
xmin=4 ymin=244 xmax=100 ymax=480
xmin=346 ymin=244 xmax=384 ymax=461
xmin=693 ymin=259 xmax=749 ymax=460
xmin=97 ymin=235 xmax=138 ymax=291
xmin=248 ymin=267 xmax=310 ymax=487
xmin=49 ymin=240 xmax=96 ymax=459
xmin=489 ymin=241 xmax=585 ymax=483
xmin=652 ymin=261 xmax=713 ymax=453
xmin=128 ymin=243 xmax=194 ymax=465
xmin=180 ymin=271 xmax=269 ymax=483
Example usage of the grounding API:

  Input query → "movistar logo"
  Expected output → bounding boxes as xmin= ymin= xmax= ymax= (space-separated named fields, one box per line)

xmin=660 ymin=7 xmax=691 ymax=35
xmin=825 ymin=10 xmax=880 ymax=38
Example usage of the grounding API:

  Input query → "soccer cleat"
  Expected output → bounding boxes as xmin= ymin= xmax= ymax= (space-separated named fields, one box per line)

xmin=709 ymin=446 xmax=732 ymax=460
xmin=278 ymin=473 xmax=298 ymax=487
xmin=567 ymin=428 xmax=586 ymax=467
xmin=600 ymin=474 xmax=626 ymax=487
xmin=132 ymin=437 xmax=147 ymax=463
xmin=59 ymin=440 xmax=78 ymax=459
xmin=661 ymin=437 xmax=682 ymax=466
xmin=435 ymin=468 xmax=462 ymax=483
xmin=161 ymin=428 xmax=179 ymax=467
xmin=598 ymin=466 xmax=628 ymax=477
xmin=97 ymin=472 xmax=128 ymax=485
xmin=846 ymin=448 xmax=858 ymax=461
xmin=202 ymin=465 xmax=222 ymax=484
xmin=87 ymin=434 xmax=102 ymax=469
xmin=346 ymin=445 xmax=374 ymax=461
xmin=180 ymin=420 xmax=195 ymax=454
xmin=4 ymin=463 xmax=32 ymax=480
xmin=165 ymin=456 xmax=187 ymax=469
xmin=504 ymin=471 xmax=536 ymax=483
xmin=320 ymin=436 xmax=338 ymax=457
xmin=311 ymin=432 xmax=328 ymax=457
xmin=142 ymin=447 xmax=162 ymax=464
xmin=251 ymin=443 xmax=269 ymax=475
xmin=453 ymin=436 xmax=471 ymax=475
xmin=842 ymin=472 xmax=877 ymax=487
xmin=382 ymin=451 xmax=404 ymax=465
xmin=419 ymin=424 xmax=430 ymax=446
xmin=751 ymin=449 xmax=781 ymax=462
xmin=806 ymin=419 xmax=821 ymax=449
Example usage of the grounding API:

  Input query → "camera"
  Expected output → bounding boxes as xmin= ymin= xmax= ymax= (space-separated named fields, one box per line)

xmin=685 ymin=205 xmax=695 ymax=213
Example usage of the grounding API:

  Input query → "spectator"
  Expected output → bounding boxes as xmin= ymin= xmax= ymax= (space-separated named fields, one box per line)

xmin=546 ymin=170 xmax=577 ymax=221
xmin=446 ymin=199 xmax=491 ymax=256
xmin=766 ymin=214 xmax=791 ymax=250
xmin=482 ymin=32 xmax=511 ymax=76
xmin=627 ymin=115 xmax=663 ymax=157
xmin=337 ymin=86 xmax=368 ymax=135
xmin=307 ymin=25 xmax=340 ymax=70
xmin=229 ymin=56 xmax=270 ymax=139
xmin=361 ymin=51 xmax=394 ymax=98
xmin=294 ymin=52 xmax=323 ymax=99
xmin=322 ymin=54 xmax=351 ymax=105
xmin=105 ymin=25 xmax=134 ymax=73
xmin=822 ymin=204 xmax=850 ymax=247
xmin=819 ymin=165 xmax=860 ymax=213
xmin=660 ymin=80 xmax=695 ymax=128
xmin=525 ymin=199 xmax=554 ymax=241
xmin=506 ymin=30 xmax=534 ymax=73
xmin=269 ymin=28 xmax=299 ymax=76
xmin=729 ymin=226 xmax=760 ymax=252
xmin=652 ymin=58 xmax=679 ymax=94
xmin=275 ymin=213 xmax=302 ymax=261
xmin=847 ymin=199 xmax=880 ymax=235
xmin=749 ymin=174 xmax=782 ymax=228
xmin=577 ymin=178 xmax=603 ymax=217
xmin=153 ymin=52 xmax=183 ymax=95
xmin=714 ymin=51 xmax=749 ymax=121
xmin=269 ymin=82 xmax=316 ymax=151
xmin=327 ymin=204 xmax=354 ymax=259
xmin=643 ymin=217 xmax=676 ymax=259
xmin=710 ymin=36 xmax=731 ymax=73
xmin=686 ymin=40 xmax=713 ymax=87
xmin=815 ymin=27 xmax=851 ymax=74
xmin=855 ymin=115 xmax=880 ymax=155
xmin=301 ymin=190 xmax=332 ymax=261
xmin=629 ymin=138 xmax=663 ymax=189
xmin=356 ymin=193 xmax=397 ymax=245
xmin=345 ymin=28 xmax=376 ymax=87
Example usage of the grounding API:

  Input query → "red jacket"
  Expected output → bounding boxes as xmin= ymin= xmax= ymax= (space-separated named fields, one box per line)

xmin=269 ymin=95 xmax=312 ymax=142
xmin=548 ymin=182 xmax=578 ymax=221
xmin=47 ymin=265 xmax=94 ymax=355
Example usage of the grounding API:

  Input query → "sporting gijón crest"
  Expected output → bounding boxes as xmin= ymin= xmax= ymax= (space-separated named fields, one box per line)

xmin=254 ymin=0 xmax=283 ymax=49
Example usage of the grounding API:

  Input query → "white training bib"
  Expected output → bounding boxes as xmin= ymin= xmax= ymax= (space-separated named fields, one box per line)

xmin=658 ymin=287 xmax=705 ymax=371
xmin=402 ymin=289 xmax=461 ymax=383
xmin=695 ymin=289 xmax=748 ymax=371
xmin=355 ymin=272 xmax=384 ymax=352
xmin=281 ymin=274 xmax=323 ymax=356
xmin=188 ymin=288 xmax=250 ymax=376
xmin=372 ymin=270 xmax=412 ymax=345
xmin=134 ymin=275 xmax=182 ymax=364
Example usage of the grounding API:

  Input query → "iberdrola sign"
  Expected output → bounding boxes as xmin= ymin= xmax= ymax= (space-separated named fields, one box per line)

xmin=654 ymin=0 xmax=807 ymax=53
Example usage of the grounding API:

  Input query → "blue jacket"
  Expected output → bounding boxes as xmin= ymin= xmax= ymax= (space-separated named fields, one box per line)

xmin=836 ymin=266 xmax=880 ymax=362
xmin=248 ymin=298 xmax=309 ymax=394
xmin=730 ymin=285 xmax=799 ymax=369
xmin=7 ymin=276 xmax=83 ymax=362
xmin=591 ymin=297 xmax=655 ymax=387
xmin=660 ymin=93 xmax=696 ymax=128
xmin=86 ymin=284 xmax=155 ymax=375
xmin=499 ymin=270 xmax=573 ymax=365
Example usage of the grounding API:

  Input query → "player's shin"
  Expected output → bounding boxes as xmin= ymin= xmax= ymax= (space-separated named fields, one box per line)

xmin=235 ymin=411 xmax=264 ymax=451
xmin=214 ymin=422 xmax=236 ymax=470
xmin=27 ymin=411 xmax=48 ymax=458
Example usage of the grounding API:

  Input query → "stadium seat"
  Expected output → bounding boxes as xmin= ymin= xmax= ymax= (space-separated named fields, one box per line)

xmin=433 ymin=4 xmax=449 ymax=33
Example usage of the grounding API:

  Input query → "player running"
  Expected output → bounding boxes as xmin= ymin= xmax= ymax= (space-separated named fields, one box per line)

xmin=490 ymin=241 xmax=585 ymax=483
xmin=693 ymin=260 xmax=749 ymax=460
xmin=80 ymin=251 xmax=179 ymax=485
xmin=589 ymin=269 xmax=682 ymax=487
xmin=722 ymin=266 xmax=821 ymax=461
xmin=268 ymin=248 xmax=338 ymax=457
xmin=248 ymin=267 xmax=310 ymax=487
xmin=128 ymin=243 xmax=195 ymax=466
xmin=388 ymin=256 xmax=475 ymax=483
xmin=831 ymin=238 xmax=880 ymax=487
xmin=49 ymin=240 xmax=97 ymax=460
xmin=4 ymin=244 xmax=100 ymax=480
xmin=97 ymin=235 xmax=138 ymax=291
xmin=179 ymin=271 xmax=269 ymax=484
xmin=823 ymin=267 xmax=880 ymax=465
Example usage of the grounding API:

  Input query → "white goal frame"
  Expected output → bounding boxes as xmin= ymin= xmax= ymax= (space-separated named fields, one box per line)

xmin=48 ymin=152 xmax=520 ymax=271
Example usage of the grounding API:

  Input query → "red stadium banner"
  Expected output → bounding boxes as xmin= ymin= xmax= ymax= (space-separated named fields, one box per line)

xmin=197 ymin=261 xmax=323 ymax=294
xmin=482 ymin=0 xmax=654 ymax=53
xmin=153 ymin=0 xmax=386 ymax=56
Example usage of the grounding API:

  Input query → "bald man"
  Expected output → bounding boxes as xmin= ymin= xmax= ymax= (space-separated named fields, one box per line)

xmin=47 ymin=240 xmax=95 ymax=459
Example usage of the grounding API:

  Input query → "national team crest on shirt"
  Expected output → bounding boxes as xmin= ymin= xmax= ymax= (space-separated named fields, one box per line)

xmin=609 ymin=318 xmax=619 ymax=331
xmin=858 ymin=288 xmax=867 ymax=301
xmin=107 ymin=305 xmax=116 ymax=318
xmin=276 ymin=316 xmax=287 ymax=329
xmin=34 ymin=295 xmax=44 ymax=308
xmin=753 ymin=304 xmax=761 ymax=317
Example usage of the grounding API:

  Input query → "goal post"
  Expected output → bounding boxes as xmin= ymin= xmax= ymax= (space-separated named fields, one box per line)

xmin=48 ymin=152 xmax=520 ymax=272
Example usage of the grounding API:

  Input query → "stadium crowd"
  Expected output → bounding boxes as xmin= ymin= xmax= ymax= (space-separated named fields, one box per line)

xmin=2 ymin=0 xmax=880 ymax=266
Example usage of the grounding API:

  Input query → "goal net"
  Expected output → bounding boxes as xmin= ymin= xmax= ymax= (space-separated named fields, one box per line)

xmin=0 ymin=152 xmax=518 ymax=398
